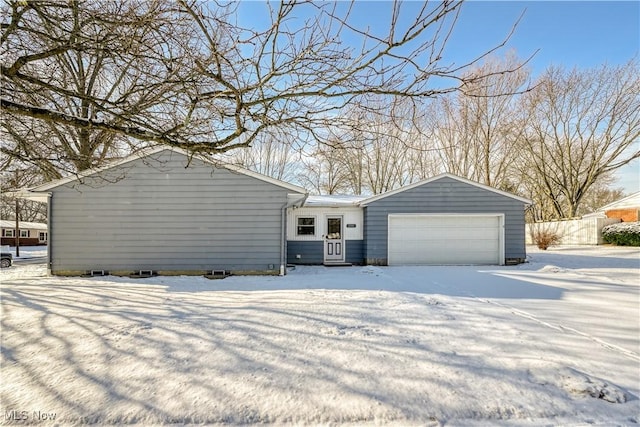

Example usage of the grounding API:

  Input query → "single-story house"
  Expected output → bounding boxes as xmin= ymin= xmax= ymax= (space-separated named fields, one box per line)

xmin=583 ymin=192 xmax=640 ymax=222
xmin=0 ymin=220 xmax=48 ymax=246
xmin=20 ymin=147 xmax=531 ymax=276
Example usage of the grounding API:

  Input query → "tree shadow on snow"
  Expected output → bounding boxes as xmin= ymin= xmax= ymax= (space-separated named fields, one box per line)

xmin=523 ymin=248 xmax=640 ymax=270
xmin=152 ymin=265 xmax=566 ymax=301
xmin=1 ymin=268 xmax=638 ymax=425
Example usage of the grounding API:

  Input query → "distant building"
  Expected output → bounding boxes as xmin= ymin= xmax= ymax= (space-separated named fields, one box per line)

xmin=584 ymin=192 xmax=640 ymax=222
xmin=0 ymin=220 xmax=48 ymax=246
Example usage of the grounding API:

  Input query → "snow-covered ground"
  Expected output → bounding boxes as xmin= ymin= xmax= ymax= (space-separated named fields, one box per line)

xmin=1 ymin=246 xmax=639 ymax=426
xmin=3 ymin=245 xmax=47 ymax=260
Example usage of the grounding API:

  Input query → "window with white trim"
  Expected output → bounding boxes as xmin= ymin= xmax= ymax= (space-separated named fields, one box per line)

xmin=20 ymin=230 xmax=30 ymax=238
xmin=2 ymin=229 xmax=15 ymax=237
xmin=296 ymin=217 xmax=316 ymax=236
xmin=39 ymin=232 xmax=48 ymax=242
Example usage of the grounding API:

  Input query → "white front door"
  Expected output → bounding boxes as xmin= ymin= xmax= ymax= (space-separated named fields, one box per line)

xmin=324 ymin=216 xmax=344 ymax=262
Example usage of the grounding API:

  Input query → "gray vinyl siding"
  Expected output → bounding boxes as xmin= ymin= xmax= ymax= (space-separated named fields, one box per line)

xmin=345 ymin=240 xmax=365 ymax=264
xmin=363 ymin=177 xmax=527 ymax=265
xmin=48 ymin=150 xmax=297 ymax=274
xmin=287 ymin=241 xmax=323 ymax=264
xmin=287 ymin=240 xmax=364 ymax=265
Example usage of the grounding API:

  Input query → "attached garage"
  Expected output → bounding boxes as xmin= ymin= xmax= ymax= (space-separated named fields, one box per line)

xmin=388 ymin=214 xmax=504 ymax=265
xmin=362 ymin=174 xmax=531 ymax=266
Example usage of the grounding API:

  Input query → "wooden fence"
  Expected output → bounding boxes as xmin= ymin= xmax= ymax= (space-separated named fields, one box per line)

xmin=526 ymin=217 xmax=621 ymax=245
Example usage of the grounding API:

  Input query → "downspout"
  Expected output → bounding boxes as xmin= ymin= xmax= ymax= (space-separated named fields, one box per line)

xmin=15 ymin=199 xmax=20 ymax=257
xmin=46 ymin=193 xmax=52 ymax=275
xmin=280 ymin=205 xmax=287 ymax=276
xmin=280 ymin=194 xmax=308 ymax=276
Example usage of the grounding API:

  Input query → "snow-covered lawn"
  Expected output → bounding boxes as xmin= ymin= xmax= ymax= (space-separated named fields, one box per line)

xmin=1 ymin=246 xmax=639 ymax=426
xmin=4 ymin=245 xmax=48 ymax=260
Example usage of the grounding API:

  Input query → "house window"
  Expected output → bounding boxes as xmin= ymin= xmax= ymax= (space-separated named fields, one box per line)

xmin=296 ymin=217 xmax=316 ymax=236
xmin=20 ymin=230 xmax=30 ymax=238
xmin=2 ymin=229 xmax=15 ymax=237
xmin=39 ymin=232 xmax=48 ymax=242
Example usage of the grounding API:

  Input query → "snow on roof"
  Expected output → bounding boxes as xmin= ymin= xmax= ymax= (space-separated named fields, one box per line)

xmin=304 ymin=195 xmax=369 ymax=207
xmin=0 ymin=220 xmax=47 ymax=230
xmin=597 ymin=191 xmax=640 ymax=211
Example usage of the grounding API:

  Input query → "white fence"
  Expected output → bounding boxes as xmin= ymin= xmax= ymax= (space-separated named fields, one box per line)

xmin=526 ymin=217 xmax=621 ymax=245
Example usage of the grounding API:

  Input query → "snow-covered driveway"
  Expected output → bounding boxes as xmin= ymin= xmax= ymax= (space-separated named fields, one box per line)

xmin=1 ymin=246 xmax=638 ymax=426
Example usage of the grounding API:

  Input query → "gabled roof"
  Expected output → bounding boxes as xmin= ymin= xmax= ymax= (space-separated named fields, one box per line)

xmin=359 ymin=173 xmax=532 ymax=206
xmin=597 ymin=191 xmax=640 ymax=211
xmin=25 ymin=146 xmax=307 ymax=195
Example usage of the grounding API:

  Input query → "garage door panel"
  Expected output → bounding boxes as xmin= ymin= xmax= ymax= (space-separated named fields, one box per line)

xmin=399 ymin=228 xmax=499 ymax=241
xmin=388 ymin=215 xmax=503 ymax=265
xmin=390 ymin=226 xmax=499 ymax=241
xmin=389 ymin=250 xmax=498 ymax=265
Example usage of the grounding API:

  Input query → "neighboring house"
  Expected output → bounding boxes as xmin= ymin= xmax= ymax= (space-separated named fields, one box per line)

xmin=0 ymin=220 xmax=48 ymax=246
xmin=20 ymin=147 xmax=531 ymax=276
xmin=584 ymin=192 xmax=640 ymax=222
xmin=288 ymin=175 xmax=531 ymax=267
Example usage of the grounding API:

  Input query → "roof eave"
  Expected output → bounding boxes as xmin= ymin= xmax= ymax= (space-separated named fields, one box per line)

xmin=27 ymin=145 xmax=307 ymax=195
xmin=359 ymin=173 xmax=533 ymax=206
xmin=6 ymin=189 xmax=51 ymax=203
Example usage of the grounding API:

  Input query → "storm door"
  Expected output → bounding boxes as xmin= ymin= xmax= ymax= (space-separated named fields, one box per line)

xmin=324 ymin=216 xmax=344 ymax=262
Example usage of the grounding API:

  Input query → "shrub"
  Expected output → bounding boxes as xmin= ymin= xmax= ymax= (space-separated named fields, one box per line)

xmin=530 ymin=226 xmax=562 ymax=250
xmin=602 ymin=222 xmax=640 ymax=246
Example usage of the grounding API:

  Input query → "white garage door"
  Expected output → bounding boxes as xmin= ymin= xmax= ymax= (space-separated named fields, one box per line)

xmin=388 ymin=214 xmax=503 ymax=265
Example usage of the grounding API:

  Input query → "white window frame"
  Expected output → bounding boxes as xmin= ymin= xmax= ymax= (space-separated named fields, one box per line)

xmin=3 ymin=229 xmax=15 ymax=237
xmin=39 ymin=232 xmax=48 ymax=242
xmin=296 ymin=216 xmax=317 ymax=236
xmin=20 ymin=230 xmax=30 ymax=238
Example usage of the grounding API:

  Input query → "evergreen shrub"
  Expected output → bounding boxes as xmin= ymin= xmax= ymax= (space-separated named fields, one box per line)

xmin=602 ymin=222 xmax=640 ymax=246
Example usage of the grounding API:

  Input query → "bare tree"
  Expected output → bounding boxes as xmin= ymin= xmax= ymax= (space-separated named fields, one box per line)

xmin=425 ymin=96 xmax=479 ymax=178
xmin=312 ymin=100 xmax=423 ymax=195
xmin=517 ymin=61 xmax=640 ymax=219
xmin=1 ymin=0 xmax=195 ymax=177
xmin=0 ymin=167 xmax=47 ymax=223
xmin=223 ymin=131 xmax=301 ymax=182
xmin=296 ymin=146 xmax=349 ymax=195
xmin=2 ymin=0 xmax=523 ymax=162
xmin=574 ymin=176 xmax=625 ymax=217
xmin=357 ymin=111 xmax=414 ymax=194
xmin=424 ymin=53 xmax=531 ymax=188
xmin=458 ymin=53 xmax=531 ymax=188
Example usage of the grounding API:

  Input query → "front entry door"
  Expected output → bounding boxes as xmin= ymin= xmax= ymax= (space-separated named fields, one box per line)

xmin=324 ymin=216 xmax=344 ymax=263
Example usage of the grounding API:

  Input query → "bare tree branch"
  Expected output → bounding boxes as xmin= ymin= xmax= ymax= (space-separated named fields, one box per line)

xmin=2 ymin=0 xmax=524 ymax=167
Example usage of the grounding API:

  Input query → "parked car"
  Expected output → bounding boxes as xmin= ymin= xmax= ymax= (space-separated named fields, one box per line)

xmin=1 ymin=252 xmax=12 ymax=268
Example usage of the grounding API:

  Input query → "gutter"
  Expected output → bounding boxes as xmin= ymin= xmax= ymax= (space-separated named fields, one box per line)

xmin=46 ymin=193 xmax=52 ymax=274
